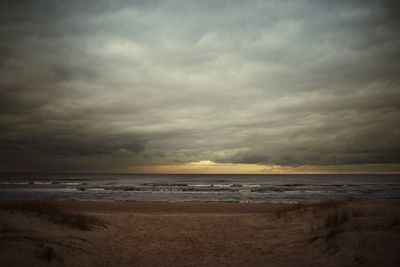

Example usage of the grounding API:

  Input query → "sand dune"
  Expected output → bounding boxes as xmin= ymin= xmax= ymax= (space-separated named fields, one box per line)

xmin=0 ymin=199 xmax=399 ymax=267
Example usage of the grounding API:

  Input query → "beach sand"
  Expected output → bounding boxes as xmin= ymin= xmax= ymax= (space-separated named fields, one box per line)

xmin=0 ymin=199 xmax=399 ymax=267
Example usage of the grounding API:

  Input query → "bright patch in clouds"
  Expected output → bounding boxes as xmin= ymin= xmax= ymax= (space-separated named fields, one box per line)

xmin=188 ymin=160 xmax=218 ymax=166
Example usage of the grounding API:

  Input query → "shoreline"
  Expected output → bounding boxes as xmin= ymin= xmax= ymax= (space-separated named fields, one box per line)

xmin=1 ymin=173 xmax=399 ymax=203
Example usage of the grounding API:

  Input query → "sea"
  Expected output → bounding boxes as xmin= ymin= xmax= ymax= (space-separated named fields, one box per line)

xmin=0 ymin=173 xmax=399 ymax=203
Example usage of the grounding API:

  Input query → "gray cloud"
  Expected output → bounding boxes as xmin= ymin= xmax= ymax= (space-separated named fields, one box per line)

xmin=0 ymin=0 xmax=399 ymax=172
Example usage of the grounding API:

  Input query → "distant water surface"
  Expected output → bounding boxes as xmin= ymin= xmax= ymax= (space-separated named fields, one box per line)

xmin=0 ymin=174 xmax=399 ymax=203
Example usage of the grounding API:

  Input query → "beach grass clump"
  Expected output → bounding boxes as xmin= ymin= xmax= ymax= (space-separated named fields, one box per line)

xmin=309 ymin=207 xmax=352 ymax=244
xmin=0 ymin=222 xmax=22 ymax=234
xmin=57 ymin=212 xmax=100 ymax=230
xmin=275 ymin=203 xmax=308 ymax=218
xmin=317 ymin=199 xmax=345 ymax=210
xmin=39 ymin=245 xmax=63 ymax=263
xmin=311 ymin=199 xmax=348 ymax=214
xmin=0 ymin=200 xmax=103 ymax=230
xmin=321 ymin=209 xmax=350 ymax=241
xmin=276 ymin=199 xmax=348 ymax=220
xmin=324 ymin=209 xmax=350 ymax=229
xmin=390 ymin=213 xmax=400 ymax=227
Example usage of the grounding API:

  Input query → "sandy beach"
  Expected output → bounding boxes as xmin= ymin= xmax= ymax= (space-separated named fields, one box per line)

xmin=0 ymin=199 xmax=399 ymax=267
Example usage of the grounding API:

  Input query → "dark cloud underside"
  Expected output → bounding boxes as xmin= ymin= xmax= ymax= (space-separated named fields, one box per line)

xmin=0 ymin=0 xmax=399 ymax=172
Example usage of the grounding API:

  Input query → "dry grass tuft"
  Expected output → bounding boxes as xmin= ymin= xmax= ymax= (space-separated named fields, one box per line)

xmin=309 ymin=200 xmax=400 ymax=249
xmin=39 ymin=245 xmax=63 ymax=263
xmin=0 ymin=223 xmax=22 ymax=234
xmin=324 ymin=209 xmax=350 ymax=229
xmin=0 ymin=200 xmax=104 ymax=230
xmin=309 ymin=208 xmax=350 ymax=244
xmin=275 ymin=203 xmax=308 ymax=218
xmin=391 ymin=213 xmax=400 ymax=227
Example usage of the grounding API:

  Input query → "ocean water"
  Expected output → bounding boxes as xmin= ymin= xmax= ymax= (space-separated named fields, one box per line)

xmin=0 ymin=173 xmax=399 ymax=203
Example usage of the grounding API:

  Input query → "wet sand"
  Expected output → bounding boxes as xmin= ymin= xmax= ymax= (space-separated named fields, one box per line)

xmin=1 ymin=199 xmax=400 ymax=267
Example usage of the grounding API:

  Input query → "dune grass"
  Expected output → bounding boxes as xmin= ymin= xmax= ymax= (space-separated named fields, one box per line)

xmin=39 ymin=245 xmax=63 ymax=263
xmin=324 ymin=209 xmax=350 ymax=229
xmin=391 ymin=213 xmax=400 ymax=227
xmin=0 ymin=200 xmax=103 ymax=230
xmin=0 ymin=222 xmax=24 ymax=234
xmin=308 ymin=199 xmax=400 ymax=248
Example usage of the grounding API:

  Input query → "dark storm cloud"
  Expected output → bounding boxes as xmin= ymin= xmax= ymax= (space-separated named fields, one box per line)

xmin=0 ymin=0 xmax=399 ymax=171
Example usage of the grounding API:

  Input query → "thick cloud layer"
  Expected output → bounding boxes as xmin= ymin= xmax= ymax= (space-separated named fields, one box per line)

xmin=0 ymin=0 xmax=399 ymax=172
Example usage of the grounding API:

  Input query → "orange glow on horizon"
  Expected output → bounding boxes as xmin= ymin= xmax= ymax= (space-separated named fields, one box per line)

xmin=124 ymin=161 xmax=400 ymax=174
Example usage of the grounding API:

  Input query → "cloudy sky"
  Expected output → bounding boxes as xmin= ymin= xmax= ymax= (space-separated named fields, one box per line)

xmin=0 ymin=0 xmax=399 ymax=173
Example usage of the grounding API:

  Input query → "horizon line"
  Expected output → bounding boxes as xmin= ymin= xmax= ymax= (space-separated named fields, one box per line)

xmin=0 ymin=172 xmax=399 ymax=175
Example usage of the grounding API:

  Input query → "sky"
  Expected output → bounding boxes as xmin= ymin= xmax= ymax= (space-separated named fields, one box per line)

xmin=0 ymin=0 xmax=399 ymax=173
